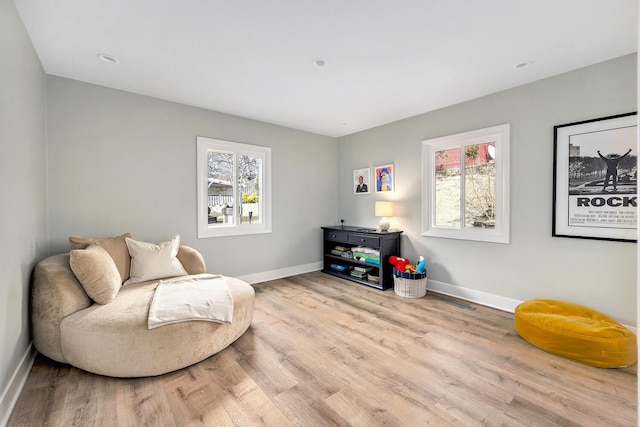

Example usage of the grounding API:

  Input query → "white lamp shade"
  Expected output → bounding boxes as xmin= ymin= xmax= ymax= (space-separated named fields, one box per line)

xmin=375 ymin=201 xmax=393 ymax=217
xmin=375 ymin=201 xmax=393 ymax=231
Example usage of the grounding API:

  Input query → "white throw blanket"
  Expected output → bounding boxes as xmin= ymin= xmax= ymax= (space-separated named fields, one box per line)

xmin=148 ymin=274 xmax=234 ymax=329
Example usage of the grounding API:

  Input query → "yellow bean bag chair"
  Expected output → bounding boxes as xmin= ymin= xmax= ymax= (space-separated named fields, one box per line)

xmin=514 ymin=299 xmax=637 ymax=368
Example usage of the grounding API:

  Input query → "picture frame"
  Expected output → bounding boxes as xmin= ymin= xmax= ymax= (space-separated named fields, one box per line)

xmin=553 ymin=112 xmax=637 ymax=242
xmin=374 ymin=164 xmax=394 ymax=193
xmin=353 ymin=168 xmax=371 ymax=195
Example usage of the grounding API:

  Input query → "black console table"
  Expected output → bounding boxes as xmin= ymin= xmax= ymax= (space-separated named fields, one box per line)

xmin=321 ymin=226 xmax=402 ymax=290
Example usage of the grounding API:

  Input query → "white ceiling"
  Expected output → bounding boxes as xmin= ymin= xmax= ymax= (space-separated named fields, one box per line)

xmin=13 ymin=0 xmax=639 ymax=137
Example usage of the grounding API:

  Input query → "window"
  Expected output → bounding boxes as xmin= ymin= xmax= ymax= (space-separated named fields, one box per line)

xmin=197 ymin=136 xmax=272 ymax=238
xmin=421 ymin=124 xmax=510 ymax=243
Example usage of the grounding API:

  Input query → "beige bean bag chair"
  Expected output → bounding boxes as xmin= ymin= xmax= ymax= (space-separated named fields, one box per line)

xmin=31 ymin=233 xmax=255 ymax=377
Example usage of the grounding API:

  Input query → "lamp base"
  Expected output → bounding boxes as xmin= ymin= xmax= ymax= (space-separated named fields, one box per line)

xmin=379 ymin=217 xmax=390 ymax=232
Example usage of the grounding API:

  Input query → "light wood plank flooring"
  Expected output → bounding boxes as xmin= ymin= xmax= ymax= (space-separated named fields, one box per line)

xmin=8 ymin=271 xmax=637 ymax=426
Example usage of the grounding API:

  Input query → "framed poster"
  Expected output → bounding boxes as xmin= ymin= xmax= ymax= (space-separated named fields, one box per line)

xmin=553 ymin=112 xmax=637 ymax=242
xmin=353 ymin=168 xmax=371 ymax=195
xmin=374 ymin=164 xmax=394 ymax=193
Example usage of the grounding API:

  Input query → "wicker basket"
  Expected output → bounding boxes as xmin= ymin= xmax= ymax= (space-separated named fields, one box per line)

xmin=393 ymin=268 xmax=427 ymax=298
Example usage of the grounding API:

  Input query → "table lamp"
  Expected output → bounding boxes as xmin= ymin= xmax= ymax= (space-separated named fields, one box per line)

xmin=375 ymin=201 xmax=393 ymax=232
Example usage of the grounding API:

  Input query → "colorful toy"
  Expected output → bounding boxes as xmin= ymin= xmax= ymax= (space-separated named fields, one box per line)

xmin=390 ymin=255 xmax=426 ymax=274
xmin=389 ymin=256 xmax=409 ymax=271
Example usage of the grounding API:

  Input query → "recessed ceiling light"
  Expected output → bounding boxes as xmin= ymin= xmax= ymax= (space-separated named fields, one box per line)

xmin=312 ymin=58 xmax=328 ymax=68
xmin=514 ymin=61 xmax=532 ymax=70
xmin=97 ymin=54 xmax=119 ymax=64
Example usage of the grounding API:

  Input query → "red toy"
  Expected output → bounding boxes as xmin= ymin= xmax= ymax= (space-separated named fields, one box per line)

xmin=389 ymin=256 xmax=410 ymax=271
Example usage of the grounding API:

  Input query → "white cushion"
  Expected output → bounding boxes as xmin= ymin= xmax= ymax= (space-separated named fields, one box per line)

xmin=123 ymin=235 xmax=188 ymax=285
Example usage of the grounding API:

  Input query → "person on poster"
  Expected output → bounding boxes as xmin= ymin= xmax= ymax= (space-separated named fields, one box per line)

xmin=598 ymin=148 xmax=632 ymax=191
xmin=355 ymin=175 xmax=368 ymax=193
xmin=376 ymin=168 xmax=392 ymax=192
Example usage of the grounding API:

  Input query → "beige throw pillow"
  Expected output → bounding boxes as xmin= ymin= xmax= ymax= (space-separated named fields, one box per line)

xmin=124 ymin=235 xmax=188 ymax=285
xmin=69 ymin=233 xmax=131 ymax=283
xmin=70 ymin=244 xmax=122 ymax=304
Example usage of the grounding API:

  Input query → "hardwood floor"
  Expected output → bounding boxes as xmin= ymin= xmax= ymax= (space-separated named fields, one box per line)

xmin=8 ymin=271 xmax=637 ymax=426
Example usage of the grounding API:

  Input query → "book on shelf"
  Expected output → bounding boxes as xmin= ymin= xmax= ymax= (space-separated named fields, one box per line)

xmin=353 ymin=255 xmax=380 ymax=265
xmin=351 ymin=246 xmax=380 ymax=256
xmin=351 ymin=246 xmax=380 ymax=264
xmin=350 ymin=270 xmax=367 ymax=279
xmin=331 ymin=249 xmax=354 ymax=257
xmin=330 ymin=263 xmax=352 ymax=272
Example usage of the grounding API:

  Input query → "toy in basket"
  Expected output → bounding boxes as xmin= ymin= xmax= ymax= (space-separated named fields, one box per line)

xmin=390 ymin=256 xmax=427 ymax=298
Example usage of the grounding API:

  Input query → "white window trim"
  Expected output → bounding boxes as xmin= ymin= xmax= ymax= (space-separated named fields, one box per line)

xmin=197 ymin=136 xmax=272 ymax=238
xmin=421 ymin=124 xmax=510 ymax=244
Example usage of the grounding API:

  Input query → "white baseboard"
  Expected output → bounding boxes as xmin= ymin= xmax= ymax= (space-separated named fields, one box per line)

xmin=237 ymin=261 xmax=323 ymax=285
xmin=427 ymin=278 xmax=522 ymax=313
xmin=0 ymin=344 xmax=36 ymax=427
xmin=427 ymin=279 xmax=637 ymax=333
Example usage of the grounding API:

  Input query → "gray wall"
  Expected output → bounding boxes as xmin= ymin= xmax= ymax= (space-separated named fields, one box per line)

xmin=338 ymin=54 xmax=637 ymax=326
xmin=46 ymin=76 xmax=337 ymax=278
xmin=0 ymin=0 xmax=47 ymax=415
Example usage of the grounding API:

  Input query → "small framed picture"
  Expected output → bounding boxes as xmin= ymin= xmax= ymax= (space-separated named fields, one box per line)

xmin=553 ymin=112 xmax=637 ymax=242
xmin=353 ymin=168 xmax=371 ymax=195
xmin=374 ymin=164 xmax=394 ymax=193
